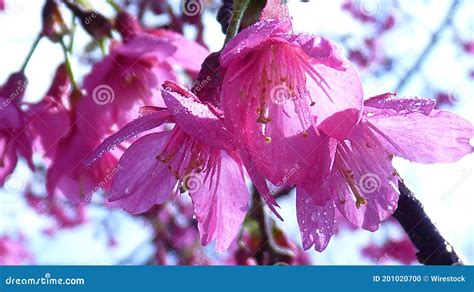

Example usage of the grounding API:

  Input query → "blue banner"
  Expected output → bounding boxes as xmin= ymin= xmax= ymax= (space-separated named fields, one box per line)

xmin=0 ymin=266 xmax=472 ymax=291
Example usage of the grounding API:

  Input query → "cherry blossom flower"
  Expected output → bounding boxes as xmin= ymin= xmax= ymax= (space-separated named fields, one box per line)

xmin=0 ymin=235 xmax=33 ymax=265
xmin=297 ymin=93 xmax=473 ymax=251
xmin=88 ymin=82 xmax=250 ymax=251
xmin=0 ymin=72 xmax=33 ymax=185
xmin=220 ymin=17 xmax=363 ymax=190
xmin=27 ymin=64 xmax=71 ymax=162
xmin=46 ymin=26 xmax=207 ymax=203
xmin=77 ymin=23 xmax=208 ymax=136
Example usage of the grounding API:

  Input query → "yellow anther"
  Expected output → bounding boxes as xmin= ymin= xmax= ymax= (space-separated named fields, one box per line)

xmin=341 ymin=169 xmax=367 ymax=209
xmin=264 ymin=137 xmax=272 ymax=143
xmin=355 ymin=196 xmax=367 ymax=209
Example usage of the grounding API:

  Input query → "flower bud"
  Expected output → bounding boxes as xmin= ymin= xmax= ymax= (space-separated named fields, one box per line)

xmin=41 ymin=0 xmax=67 ymax=42
xmin=64 ymin=1 xmax=112 ymax=40
xmin=115 ymin=10 xmax=141 ymax=40
xmin=1 ymin=71 xmax=28 ymax=103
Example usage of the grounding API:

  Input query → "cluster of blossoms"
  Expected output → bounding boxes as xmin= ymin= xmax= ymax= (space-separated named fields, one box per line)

xmin=85 ymin=1 xmax=473 ymax=252
xmin=1 ymin=0 xmax=472 ymax=256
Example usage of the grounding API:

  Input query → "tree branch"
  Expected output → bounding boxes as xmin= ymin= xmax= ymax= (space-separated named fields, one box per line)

xmin=250 ymin=188 xmax=294 ymax=265
xmin=392 ymin=180 xmax=463 ymax=265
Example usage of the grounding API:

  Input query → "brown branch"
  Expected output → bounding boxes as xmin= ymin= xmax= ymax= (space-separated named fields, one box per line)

xmin=392 ymin=180 xmax=463 ymax=265
xmin=250 ymin=188 xmax=294 ymax=265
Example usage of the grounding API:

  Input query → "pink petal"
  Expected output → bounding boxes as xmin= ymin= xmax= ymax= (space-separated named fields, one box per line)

xmin=110 ymin=132 xmax=176 ymax=214
xmin=0 ymin=98 xmax=23 ymax=130
xmin=332 ymin=123 xmax=399 ymax=231
xmin=364 ymin=93 xmax=435 ymax=115
xmin=307 ymin=61 xmax=363 ymax=140
xmin=46 ymin=133 xmax=117 ymax=203
xmin=85 ymin=111 xmax=171 ymax=165
xmin=238 ymin=149 xmax=282 ymax=220
xmin=291 ymin=35 xmax=345 ymax=69
xmin=368 ymin=110 xmax=474 ymax=163
xmin=297 ymin=184 xmax=335 ymax=251
xmin=146 ymin=29 xmax=209 ymax=72
xmin=27 ymin=97 xmax=71 ymax=161
xmin=115 ymin=34 xmax=176 ymax=62
xmin=296 ymin=136 xmax=337 ymax=251
xmin=161 ymin=82 xmax=235 ymax=151
xmin=190 ymin=152 xmax=250 ymax=252
xmin=0 ymin=139 xmax=17 ymax=185
xmin=220 ymin=18 xmax=292 ymax=66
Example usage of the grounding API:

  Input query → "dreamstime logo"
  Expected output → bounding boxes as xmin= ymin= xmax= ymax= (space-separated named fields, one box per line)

xmin=4 ymin=174 xmax=25 ymax=193
xmin=0 ymin=79 xmax=28 ymax=111
xmin=358 ymin=173 xmax=381 ymax=194
xmin=85 ymin=165 xmax=122 ymax=201
xmin=267 ymin=164 xmax=300 ymax=196
xmin=83 ymin=11 xmax=98 ymax=25
xmin=270 ymin=84 xmax=290 ymax=105
xmin=182 ymin=0 xmax=204 ymax=17
xmin=92 ymin=84 xmax=115 ymax=105
xmin=192 ymin=75 xmax=212 ymax=93
xmin=448 ymin=83 xmax=472 ymax=104
xmin=358 ymin=0 xmax=380 ymax=16
xmin=182 ymin=173 xmax=203 ymax=192
xmin=4 ymin=272 xmax=85 ymax=286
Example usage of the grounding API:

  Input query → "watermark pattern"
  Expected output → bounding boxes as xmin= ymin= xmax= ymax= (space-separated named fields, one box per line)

xmin=0 ymin=79 xmax=28 ymax=111
xmin=182 ymin=173 xmax=203 ymax=192
xmin=192 ymin=75 xmax=212 ymax=94
xmin=267 ymin=164 xmax=301 ymax=195
xmin=357 ymin=0 xmax=381 ymax=16
xmin=3 ymin=174 xmax=26 ymax=193
xmin=358 ymin=173 xmax=381 ymax=194
xmin=181 ymin=0 xmax=204 ymax=17
xmin=375 ymin=253 xmax=389 ymax=265
xmin=447 ymin=83 xmax=472 ymax=104
xmin=84 ymin=165 xmax=122 ymax=202
xmin=92 ymin=84 xmax=115 ymax=105
xmin=270 ymin=84 xmax=291 ymax=105
xmin=83 ymin=11 xmax=98 ymax=25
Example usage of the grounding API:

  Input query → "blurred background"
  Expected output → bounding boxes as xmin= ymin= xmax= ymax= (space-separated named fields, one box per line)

xmin=0 ymin=0 xmax=473 ymax=265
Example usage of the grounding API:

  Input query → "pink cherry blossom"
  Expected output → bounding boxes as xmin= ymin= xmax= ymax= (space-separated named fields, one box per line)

xmin=45 ymin=28 xmax=208 ymax=203
xmin=88 ymin=82 xmax=250 ymax=252
xmin=77 ymin=29 xmax=208 ymax=136
xmin=297 ymin=93 xmax=473 ymax=251
xmin=0 ymin=235 xmax=33 ymax=265
xmin=0 ymin=72 xmax=33 ymax=185
xmin=220 ymin=17 xmax=363 ymax=189
xmin=27 ymin=64 xmax=71 ymax=162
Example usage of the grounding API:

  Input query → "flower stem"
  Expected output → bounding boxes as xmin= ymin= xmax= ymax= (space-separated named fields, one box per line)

xmin=106 ymin=0 xmax=121 ymax=13
xmin=68 ymin=16 xmax=77 ymax=53
xmin=59 ymin=37 xmax=79 ymax=91
xmin=224 ymin=0 xmax=251 ymax=44
xmin=20 ymin=34 xmax=42 ymax=72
